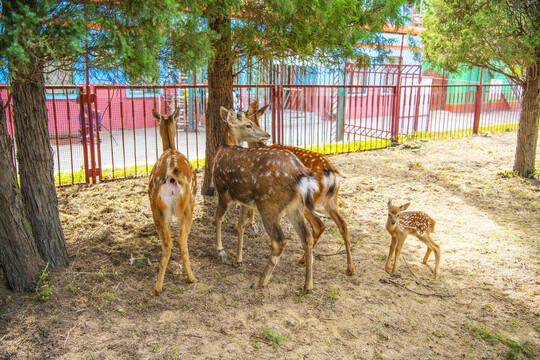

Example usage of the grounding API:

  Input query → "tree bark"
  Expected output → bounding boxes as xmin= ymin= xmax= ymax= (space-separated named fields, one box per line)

xmin=201 ymin=15 xmax=234 ymax=196
xmin=514 ymin=64 xmax=540 ymax=178
xmin=0 ymin=96 xmax=46 ymax=292
xmin=10 ymin=59 xmax=69 ymax=269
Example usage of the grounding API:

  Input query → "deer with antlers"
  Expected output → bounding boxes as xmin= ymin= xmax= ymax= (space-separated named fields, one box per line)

xmin=385 ymin=200 xmax=440 ymax=278
xmin=244 ymin=100 xmax=354 ymax=276
xmin=148 ymin=108 xmax=197 ymax=294
xmin=213 ymin=107 xmax=318 ymax=293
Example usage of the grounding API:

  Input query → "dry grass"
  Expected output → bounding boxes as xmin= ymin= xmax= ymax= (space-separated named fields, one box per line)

xmin=1 ymin=130 xmax=539 ymax=359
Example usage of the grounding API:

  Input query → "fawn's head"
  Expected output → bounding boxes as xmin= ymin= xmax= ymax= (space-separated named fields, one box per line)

xmin=152 ymin=108 xmax=180 ymax=151
xmin=387 ymin=199 xmax=410 ymax=227
xmin=220 ymin=106 xmax=270 ymax=145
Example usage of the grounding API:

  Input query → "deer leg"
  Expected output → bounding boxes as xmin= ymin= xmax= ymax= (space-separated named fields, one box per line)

xmin=289 ymin=207 xmax=314 ymax=294
xmin=297 ymin=208 xmax=325 ymax=266
xmin=254 ymin=214 xmax=287 ymax=290
xmin=178 ymin=205 xmax=197 ymax=283
xmin=385 ymin=234 xmax=398 ymax=273
xmin=391 ymin=234 xmax=407 ymax=275
xmin=325 ymin=198 xmax=354 ymax=276
xmin=215 ymin=196 xmax=231 ymax=263
xmin=152 ymin=217 xmax=173 ymax=295
xmin=417 ymin=233 xmax=441 ymax=278
xmin=422 ymin=248 xmax=432 ymax=264
xmin=248 ymin=208 xmax=259 ymax=233
xmin=235 ymin=205 xmax=250 ymax=267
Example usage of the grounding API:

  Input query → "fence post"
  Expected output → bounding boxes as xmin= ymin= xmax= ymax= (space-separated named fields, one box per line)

xmin=391 ymin=85 xmax=400 ymax=144
xmin=473 ymin=84 xmax=482 ymax=135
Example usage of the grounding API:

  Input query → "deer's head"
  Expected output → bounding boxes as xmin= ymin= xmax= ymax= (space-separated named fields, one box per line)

xmin=387 ymin=199 xmax=410 ymax=228
xmin=220 ymin=106 xmax=270 ymax=145
xmin=152 ymin=108 xmax=180 ymax=151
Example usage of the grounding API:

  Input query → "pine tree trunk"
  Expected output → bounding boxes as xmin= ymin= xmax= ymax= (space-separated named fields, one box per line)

xmin=201 ymin=15 xmax=234 ymax=196
xmin=0 ymin=96 xmax=46 ymax=292
xmin=10 ymin=60 xmax=69 ymax=269
xmin=514 ymin=64 xmax=540 ymax=178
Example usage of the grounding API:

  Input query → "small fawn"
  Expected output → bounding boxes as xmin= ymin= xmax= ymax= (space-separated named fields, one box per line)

xmin=385 ymin=200 xmax=440 ymax=278
xmin=148 ymin=108 xmax=197 ymax=294
xmin=245 ymin=100 xmax=354 ymax=276
xmin=213 ymin=107 xmax=318 ymax=293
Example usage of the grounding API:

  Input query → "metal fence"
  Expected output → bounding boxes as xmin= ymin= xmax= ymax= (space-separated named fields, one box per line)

xmin=1 ymin=82 xmax=522 ymax=186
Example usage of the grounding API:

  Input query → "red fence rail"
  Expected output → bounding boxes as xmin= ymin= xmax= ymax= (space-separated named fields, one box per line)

xmin=1 ymin=82 xmax=522 ymax=186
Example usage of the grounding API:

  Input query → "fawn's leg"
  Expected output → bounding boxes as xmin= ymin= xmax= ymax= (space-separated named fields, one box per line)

xmin=416 ymin=232 xmax=441 ymax=278
xmin=235 ymin=205 xmax=250 ymax=267
xmin=422 ymin=248 xmax=432 ymax=264
xmin=289 ymin=207 xmax=314 ymax=293
xmin=297 ymin=208 xmax=325 ymax=265
xmin=325 ymin=196 xmax=354 ymax=276
xmin=215 ymin=196 xmax=231 ymax=263
xmin=391 ymin=234 xmax=407 ymax=274
xmin=385 ymin=234 xmax=398 ymax=273
xmin=178 ymin=203 xmax=197 ymax=283
xmin=152 ymin=214 xmax=173 ymax=295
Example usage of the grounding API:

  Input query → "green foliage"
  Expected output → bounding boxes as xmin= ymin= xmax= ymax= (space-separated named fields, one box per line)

xmin=422 ymin=0 xmax=540 ymax=85
xmin=468 ymin=324 xmax=534 ymax=359
xmin=262 ymin=326 xmax=286 ymax=348
xmin=0 ymin=0 xmax=178 ymax=82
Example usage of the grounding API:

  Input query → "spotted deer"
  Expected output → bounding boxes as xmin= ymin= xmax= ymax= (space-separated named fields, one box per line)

xmin=385 ymin=200 xmax=440 ymax=278
xmin=245 ymin=100 xmax=354 ymax=276
xmin=148 ymin=108 xmax=197 ymax=294
xmin=213 ymin=107 xmax=318 ymax=293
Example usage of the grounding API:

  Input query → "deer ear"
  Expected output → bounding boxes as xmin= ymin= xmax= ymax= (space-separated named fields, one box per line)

xmin=388 ymin=199 xmax=392 ymax=208
xmin=400 ymin=203 xmax=410 ymax=211
xmin=152 ymin=109 xmax=161 ymax=122
xmin=247 ymin=100 xmax=259 ymax=116
xmin=172 ymin=107 xmax=180 ymax=120
xmin=257 ymin=105 xmax=270 ymax=118
xmin=220 ymin=106 xmax=230 ymax=122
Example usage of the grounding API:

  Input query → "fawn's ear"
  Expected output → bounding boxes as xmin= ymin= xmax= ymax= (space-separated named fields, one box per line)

xmin=247 ymin=100 xmax=259 ymax=116
xmin=400 ymin=203 xmax=410 ymax=211
xmin=152 ymin=109 xmax=161 ymax=123
xmin=387 ymin=199 xmax=393 ymax=208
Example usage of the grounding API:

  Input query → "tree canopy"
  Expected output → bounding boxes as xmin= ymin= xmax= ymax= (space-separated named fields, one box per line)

xmin=421 ymin=0 xmax=540 ymax=88
xmin=422 ymin=0 xmax=540 ymax=177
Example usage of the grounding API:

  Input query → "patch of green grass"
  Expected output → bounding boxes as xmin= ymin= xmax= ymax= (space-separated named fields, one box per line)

xmin=262 ymin=326 xmax=286 ymax=348
xmin=54 ymin=158 xmax=204 ymax=186
xmin=468 ymin=324 xmax=534 ymax=359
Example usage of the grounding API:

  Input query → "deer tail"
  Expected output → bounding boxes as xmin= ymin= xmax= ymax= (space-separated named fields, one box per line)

xmin=297 ymin=172 xmax=318 ymax=212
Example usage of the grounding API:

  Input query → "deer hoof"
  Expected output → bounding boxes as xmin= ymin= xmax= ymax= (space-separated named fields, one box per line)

xmin=390 ymin=273 xmax=401 ymax=278
xmin=187 ymin=276 xmax=198 ymax=283
xmin=250 ymin=223 xmax=259 ymax=234
xmin=151 ymin=288 xmax=161 ymax=296
xmin=218 ymin=249 xmax=227 ymax=263
xmin=297 ymin=256 xmax=306 ymax=266
xmin=346 ymin=267 xmax=355 ymax=276
xmin=233 ymin=260 xmax=243 ymax=268
xmin=302 ymin=286 xmax=312 ymax=294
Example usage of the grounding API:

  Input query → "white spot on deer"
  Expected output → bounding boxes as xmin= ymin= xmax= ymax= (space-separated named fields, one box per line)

xmin=298 ymin=176 xmax=319 ymax=197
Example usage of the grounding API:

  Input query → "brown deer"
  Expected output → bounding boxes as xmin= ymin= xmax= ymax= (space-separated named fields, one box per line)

xmin=148 ymin=108 xmax=197 ymax=294
xmin=244 ymin=100 xmax=354 ymax=276
xmin=385 ymin=200 xmax=440 ymax=278
xmin=213 ymin=107 xmax=318 ymax=293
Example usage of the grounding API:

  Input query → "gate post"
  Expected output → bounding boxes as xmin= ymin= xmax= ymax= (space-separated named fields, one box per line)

xmin=390 ymin=85 xmax=400 ymax=144
xmin=473 ymin=84 xmax=482 ymax=135
xmin=79 ymin=89 xmax=101 ymax=184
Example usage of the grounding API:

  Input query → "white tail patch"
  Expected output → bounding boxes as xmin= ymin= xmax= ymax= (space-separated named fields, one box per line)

xmin=298 ymin=176 xmax=319 ymax=197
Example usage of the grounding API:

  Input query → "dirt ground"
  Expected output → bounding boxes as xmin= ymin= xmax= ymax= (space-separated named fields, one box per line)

xmin=1 ymin=130 xmax=539 ymax=360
